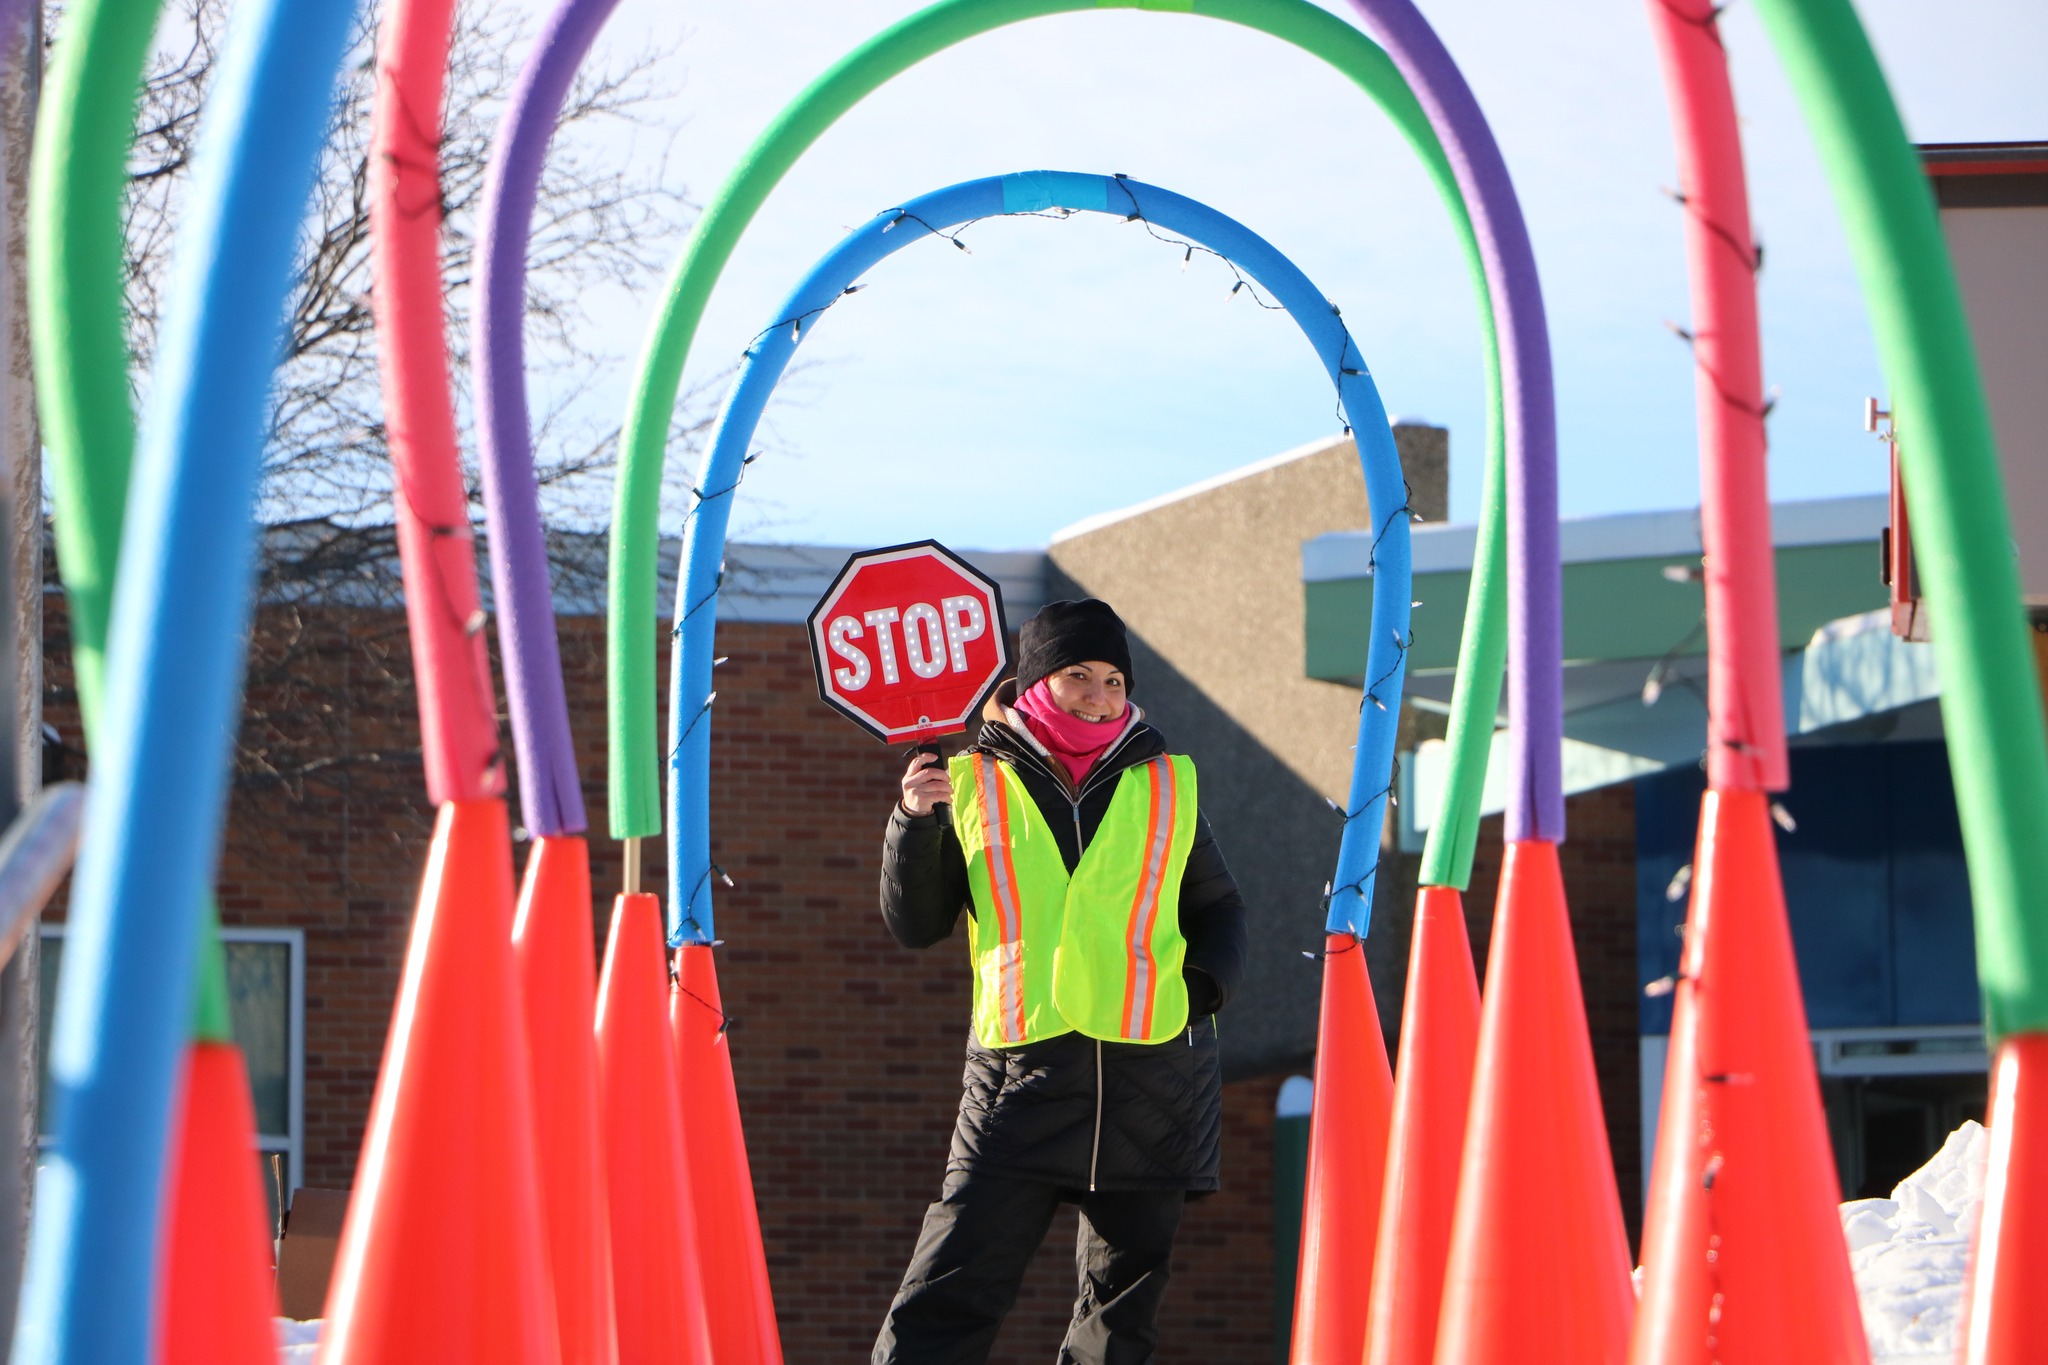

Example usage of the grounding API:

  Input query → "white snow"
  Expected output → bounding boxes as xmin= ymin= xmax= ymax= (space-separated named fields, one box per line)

xmin=1843 ymin=1120 xmax=1988 ymax=1365
xmin=275 ymin=1316 xmax=321 ymax=1362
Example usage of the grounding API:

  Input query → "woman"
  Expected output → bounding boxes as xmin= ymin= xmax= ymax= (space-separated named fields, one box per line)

xmin=874 ymin=598 xmax=1248 ymax=1365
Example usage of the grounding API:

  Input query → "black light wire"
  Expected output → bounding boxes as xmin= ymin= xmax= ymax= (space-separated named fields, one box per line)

xmin=692 ymin=180 xmax=1416 ymax=959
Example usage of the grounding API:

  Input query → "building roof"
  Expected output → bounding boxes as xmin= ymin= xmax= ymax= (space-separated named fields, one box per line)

xmin=240 ymin=522 xmax=1048 ymax=625
xmin=691 ymin=542 xmax=1047 ymax=625
xmin=1298 ymin=492 xmax=1945 ymax=838
xmin=1304 ymin=492 xmax=1889 ymax=693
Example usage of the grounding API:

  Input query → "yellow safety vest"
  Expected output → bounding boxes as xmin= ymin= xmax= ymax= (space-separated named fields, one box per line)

xmin=950 ymin=751 xmax=1198 ymax=1048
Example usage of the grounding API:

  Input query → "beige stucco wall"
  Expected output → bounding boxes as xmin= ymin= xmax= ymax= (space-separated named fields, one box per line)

xmin=1046 ymin=426 xmax=1447 ymax=1073
xmin=1049 ymin=426 xmax=1446 ymax=805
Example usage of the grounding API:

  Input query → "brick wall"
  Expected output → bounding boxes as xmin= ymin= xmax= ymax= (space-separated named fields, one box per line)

xmin=42 ymin=598 xmax=1635 ymax=1356
xmin=42 ymin=603 xmax=1295 ymax=1361
xmin=644 ymin=620 xmax=1289 ymax=1363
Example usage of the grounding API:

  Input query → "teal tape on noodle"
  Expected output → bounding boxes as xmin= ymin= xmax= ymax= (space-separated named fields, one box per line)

xmin=1000 ymin=170 xmax=1112 ymax=215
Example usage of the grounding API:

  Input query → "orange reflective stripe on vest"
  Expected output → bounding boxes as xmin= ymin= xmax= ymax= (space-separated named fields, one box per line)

xmin=951 ymin=750 xmax=1197 ymax=1047
xmin=1120 ymin=758 xmax=1179 ymax=1040
xmin=968 ymin=754 xmax=1028 ymax=1044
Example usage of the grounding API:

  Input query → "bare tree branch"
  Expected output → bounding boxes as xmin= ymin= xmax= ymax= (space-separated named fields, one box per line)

xmin=38 ymin=0 xmax=745 ymax=791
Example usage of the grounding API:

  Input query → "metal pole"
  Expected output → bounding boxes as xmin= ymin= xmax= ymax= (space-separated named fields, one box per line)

xmin=0 ymin=2 xmax=42 ymax=1350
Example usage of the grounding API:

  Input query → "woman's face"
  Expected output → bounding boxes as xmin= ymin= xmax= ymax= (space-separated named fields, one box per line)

xmin=1045 ymin=661 xmax=1128 ymax=723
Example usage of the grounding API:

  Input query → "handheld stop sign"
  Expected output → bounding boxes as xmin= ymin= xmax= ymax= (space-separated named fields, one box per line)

xmin=808 ymin=540 xmax=1010 ymax=748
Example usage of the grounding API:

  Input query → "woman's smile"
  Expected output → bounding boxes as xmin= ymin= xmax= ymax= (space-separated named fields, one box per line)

xmin=1047 ymin=660 xmax=1127 ymax=724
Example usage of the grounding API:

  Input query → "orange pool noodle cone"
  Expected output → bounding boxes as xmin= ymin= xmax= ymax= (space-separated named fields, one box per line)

xmin=159 ymin=1041 xmax=279 ymax=1365
xmin=514 ymin=835 xmax=619 ymax=1365
xmin=1290 ymin=931 xmax=1395 ymax=1365
xmin=318 ymin=799 xmax=558 ymax=1362
xmin=596 ymin=893 xmax=711 ymax=1364
xmin=671 ymin=944 xmax=783 ymax=1364
xmin=1367 ymin=887 xmax=1481 ymax=1365
xmin=1434 ymin=840 xmax=1633 ymax=1365
xmin=1631 ymin=789 xmax=1866 ymax=1365
xmin=1961 ymin=1032 xmax=2048 ymax=1364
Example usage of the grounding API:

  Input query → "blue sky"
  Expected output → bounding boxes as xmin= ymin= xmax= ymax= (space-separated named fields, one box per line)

xmin=553 ymin=0 xmax=2048 ymax=549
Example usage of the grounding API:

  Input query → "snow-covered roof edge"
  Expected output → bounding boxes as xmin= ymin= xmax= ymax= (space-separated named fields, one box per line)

xmin=1048 ymin=430 xmax=1365 ymax=546
xmin=1303 ymin=491 xmax=1891 ymax=582
xmin=243 ymin=525 xmax=1048 ymax=624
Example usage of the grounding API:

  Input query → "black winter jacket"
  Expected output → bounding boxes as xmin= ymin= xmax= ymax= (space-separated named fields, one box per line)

xmin=880 ymin=697 xmax=1249 ymax=1193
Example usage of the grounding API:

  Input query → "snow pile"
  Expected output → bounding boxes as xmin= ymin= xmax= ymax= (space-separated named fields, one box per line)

xmin=275 ymin=1317 xmax=321 ymax=1362
xmin=1843 ymin=1120 xmax=1988 ymax=1365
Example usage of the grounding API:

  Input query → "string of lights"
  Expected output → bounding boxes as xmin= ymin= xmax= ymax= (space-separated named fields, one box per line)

xmin=1660 ymin=184 xmax=1763 ymax=276
xmin=672 ymin=176 xmax=1411 ymax=953
xmin=883 ymin=207 xmax=979 ymax=250
xmin=1365 ymin=482 xmax=1422 ymax=574
xmin=701 ymin=178 xmax=1351 ymax=583
xmin=1363 ymin=627 xmax=1415 ymax=715
xmin=695 ymin=178 xmax=1386 ymax=577
xmin=672 ymin=977 xmax=736 ymax=1036
xmin=1663 ymin=317 xmax=1780 ymax=422
xmin=669 ymin=687 xmax=716 ymax=760
xmin=675 ymin=859 xmax=738 ymax=943
xmin=1313 ymin=738 xmax=1407 ymax=937
xmin=1333 ymin=329 xmax=1370 ymax=434
xmin=1667 ymin=862 xmax=1694 ymax=904
xmin=1345 ymin=482 xmax=1421 ymax=938
xmin=1300 ymin=932 xmax=1366 ymax=964
xmin=1315 ymin=474 xmax=1416 ymax=940
xmin=1113 ymin=181 xmax=1374 ymax=477
xmin=744 ymin=287 xmax=869 ymax=355
xmin=1641 ymin=608 xmax=1708 ymax=707
xmin=1109 ymin=174 xmax=1289 ymax=312
xmin=1692 ymin=1036 xmax=1734 ymax=1361
xmin=1319 ymin=869 xmax=1382 ymax=927
xmin=674 ymin=570 xmax=724 ymax=633
xmin=1658 ymin=0 xmax=1735 ymax=42
xmin=394 ymin=476 xmax=506 ymax=786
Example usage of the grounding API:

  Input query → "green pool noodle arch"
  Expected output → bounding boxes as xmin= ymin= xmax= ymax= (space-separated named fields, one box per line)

xmin=31 ymin=0 xmax=234 ymax=1041
xmin=1749 ymin=0 xmax=2048 ymax=1041
xmin=605 ymin=0 xmax=1509 ymax=893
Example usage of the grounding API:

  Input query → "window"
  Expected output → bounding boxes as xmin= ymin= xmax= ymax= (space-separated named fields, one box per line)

xmin=37 ymin=926 xmax=305 ymax=1211
xmin=1814 ymin=1025 xmax=1989 ymax=1200
xmin=1640 ymin=1025 xmax=1990 ymax=1205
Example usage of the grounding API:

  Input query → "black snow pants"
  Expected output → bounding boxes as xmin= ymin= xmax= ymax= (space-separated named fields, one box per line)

xmin=873 ymin=1168 xmax=1186 ymax=1365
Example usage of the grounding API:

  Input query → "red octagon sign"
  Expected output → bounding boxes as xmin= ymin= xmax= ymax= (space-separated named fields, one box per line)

xmin=807 ymin=540 xmax=1011 ymax=745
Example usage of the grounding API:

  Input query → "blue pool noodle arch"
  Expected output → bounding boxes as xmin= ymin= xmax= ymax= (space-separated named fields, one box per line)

xmin=669 ymin=170 xmax=1412 ymax=946
xmin=14 ymin=0 xmax=359 ymax=1359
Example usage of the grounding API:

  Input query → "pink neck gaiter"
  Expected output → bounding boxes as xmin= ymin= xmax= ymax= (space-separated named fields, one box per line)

xmin=1012 ymin=680 xmax=1126 ymax=787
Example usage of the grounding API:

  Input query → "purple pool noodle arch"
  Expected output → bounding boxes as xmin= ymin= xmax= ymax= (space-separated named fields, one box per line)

xmin=472 ymin=0 xmax=624 ymax=837
xmin=1346 ymin=0 xmax=1562 ymax=843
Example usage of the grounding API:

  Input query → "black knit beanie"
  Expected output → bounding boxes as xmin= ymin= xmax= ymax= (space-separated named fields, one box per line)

xmin=1015 ymin=599 xmax=1135 ymax=697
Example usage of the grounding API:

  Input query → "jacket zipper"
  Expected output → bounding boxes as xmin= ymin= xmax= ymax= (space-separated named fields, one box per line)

xmin=1074 ymin=796 xmax=1106 ymax=1192
xmin=1000 ymin=722 xmax=1140 ymax=1196
xmin=1090 ymin=1038 xmax=1105 ymax=1192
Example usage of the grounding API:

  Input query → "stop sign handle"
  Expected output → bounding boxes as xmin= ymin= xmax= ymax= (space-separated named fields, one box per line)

xmin=906 ymin=739 xmax=948 ymax=815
